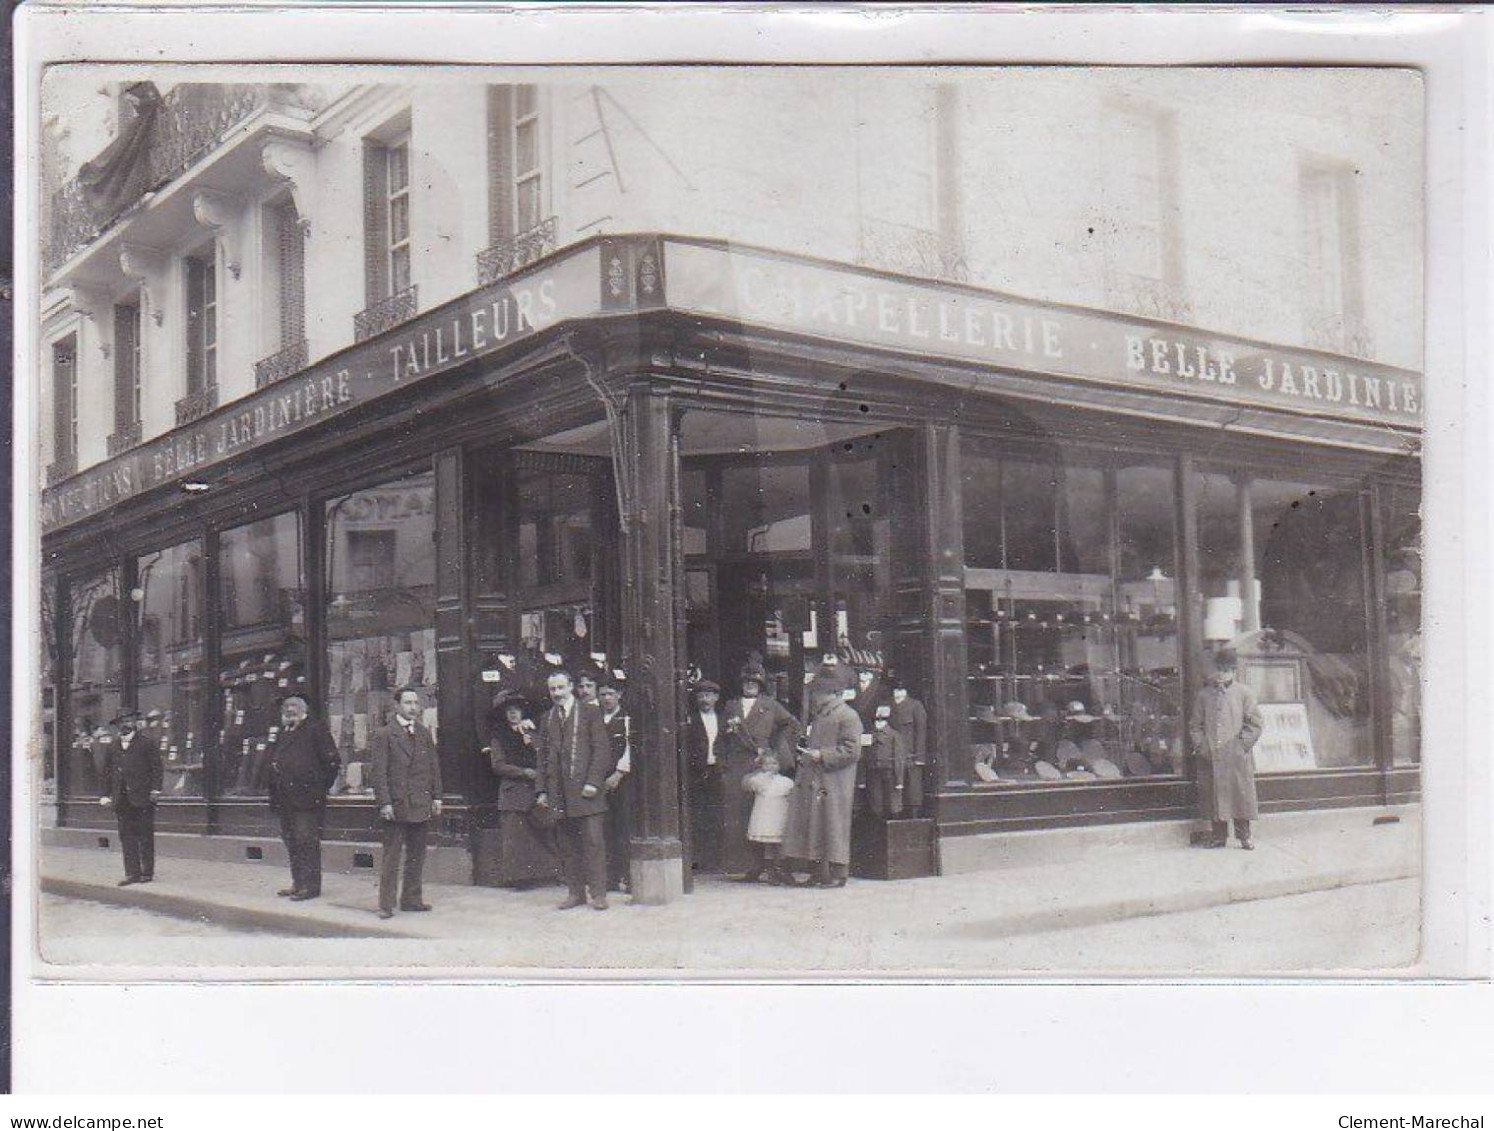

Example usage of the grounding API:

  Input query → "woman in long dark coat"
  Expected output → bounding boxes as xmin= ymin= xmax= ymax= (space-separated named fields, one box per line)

xmin=487 ymin=696 xmax=559 ymax=887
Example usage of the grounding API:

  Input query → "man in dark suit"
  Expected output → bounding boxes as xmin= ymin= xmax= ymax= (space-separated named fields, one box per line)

xmin=598 ymin=678 xmax=633 ymax=894
xmin=684 ymin=680 xmax=724 ymax=872
xmin=370 ymin=687 xmax=443 ymax=919
xmin=98 ymin=710 xmax=162 ymax=886
xmin=266 ymin=694 xmax=341 ymax=901
xmin=535 ymin=669 xmax=613 ymax=911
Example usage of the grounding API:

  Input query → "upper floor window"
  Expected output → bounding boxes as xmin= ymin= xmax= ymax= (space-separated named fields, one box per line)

xmin=1100 ymin=101 xmax=1186 ymax=319
xmin=1300 ymin=160 xmax=1368 ymax=354
xmin=362 ymin=132 xmax=414 ymax=306
xmin=184 ymin=247 xmax=218 ymax=393
xmin=52 ymin=334 xmax=77 ymax=465
xmin=113 ymin=297 xmax=142 ymax=431
xmin=513 ymin=86 xmax=542 ymax=233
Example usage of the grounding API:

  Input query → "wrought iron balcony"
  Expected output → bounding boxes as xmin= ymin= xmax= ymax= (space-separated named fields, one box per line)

xmin=856 ymin=218 xmax=970 ymax=284
xmin=45 ymin=453 xmax=77 ymax=485
xmin=1109 ymin=274 xmax=1194 ymax=324
xmin=476 ymin=218 xmax=558 ymax=287
xmin=44 ymin=84 xmax=307 ymax=276
xmin=107 ymin=422 xmax=143 ymax=457
xmin=1304 ymin=311 xmax=1374 ymax=360
xmin=254 ymin=338 xmax=309 ymax=389
xmin=354 ymin=285 xmax=418 ymax=343
xmin=175 ymin=384 xmax=219 ymax=427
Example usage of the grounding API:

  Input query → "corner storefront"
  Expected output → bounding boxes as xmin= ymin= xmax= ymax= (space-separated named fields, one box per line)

xmin=41 ymin=233 xmax=1422 ymax=898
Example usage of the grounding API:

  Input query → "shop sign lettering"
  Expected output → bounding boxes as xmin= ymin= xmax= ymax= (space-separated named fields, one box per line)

xmin=665 ymin=241 xmax=1422 ymax=431
xmin=42 ymin=248 xmax=600 ymax=534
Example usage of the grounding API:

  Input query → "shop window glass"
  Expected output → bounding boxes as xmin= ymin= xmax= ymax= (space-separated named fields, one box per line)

xmin=1253 ymin=478 xmax=1372 ymax=769
xmin=62 ymin=569 xmax=124 ymax=798
xmin=965 ymin=446 xmax=1182 ymax=786
xmin=681 ymin=467 xmax=709 ymax=557
xmin=136 ymin=541 xmax=208 ymax=797
xmin=517 ymin=470 xmax=593 ymax=591
xmin=720 ymin=462 xmax=813 ymax=556
xmin=326 ymin=472 xmax=438 ymax=795
xmin=1382 ymin=483 xmax=1421 ymax=766
xmin=1195 ymin=471 xmax=1373 ymax=771
xmin=218 ymin=512 xmax=307 ymax=798
xmin=827 ymin=450 xmax=893 ymax=687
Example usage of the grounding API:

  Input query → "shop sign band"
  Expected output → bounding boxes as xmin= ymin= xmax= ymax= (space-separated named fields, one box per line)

xmin=41 ymin=247 xmax=602 ymax=534
xmin=664 ymin=239 xmax=1423 ymax=430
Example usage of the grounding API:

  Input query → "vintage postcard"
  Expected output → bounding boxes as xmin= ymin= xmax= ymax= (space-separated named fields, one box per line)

xmin=27 ymin=58 xmax=1427 ymax=979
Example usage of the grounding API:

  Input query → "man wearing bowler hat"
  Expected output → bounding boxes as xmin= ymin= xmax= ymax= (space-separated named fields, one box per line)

xmin=1190 ymin=648 xmax=1265 ymax=849
xmin=266 ymin=694 xmax=342 ymax=901
xmin=98 ymin=710 xmax=162 ymax=885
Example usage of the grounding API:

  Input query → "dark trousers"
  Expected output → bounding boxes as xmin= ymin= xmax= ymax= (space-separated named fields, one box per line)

xmin=605 ymin=778 xmax=632 ymax=890
xmin=379 ymin=820 xmax=430 ymax=911
xmin=1212 ymin=819 xmax=1252 ymax=842
xmin=278 ymin=807 xmax=324 ymax=895
xmin=555 ymin=813 xmax=608 ymax=902
xmin=689 ymin=767 xmax=723 ymax=871
xmin=904 ymin=761 xmax=926 ymax=814
xmin=866 ymin=766 xmax=905 ymax=817
xmin=115 ymin=801 xmax=155 ymax=880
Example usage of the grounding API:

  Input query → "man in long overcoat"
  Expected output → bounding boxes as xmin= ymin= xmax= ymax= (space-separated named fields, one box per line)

xmin=887 ymin=675 xmax=929 ymax=815
xmin=719 ymin=664 xmax=803 ymax=878
xmin=99 ymin=710 xmax=162 ymax=885
xmin=1189 ymin=648 xmax=1265 ymax=849
xmin=535 ymin=669 xmax=614 ymax=910
xmin=266 ymin=694 xmax=341 ymax=900
xmin=371 ymin=687 xmax=444 ymax=917
xmin=781 ymin=679 xmax=864 ymax=887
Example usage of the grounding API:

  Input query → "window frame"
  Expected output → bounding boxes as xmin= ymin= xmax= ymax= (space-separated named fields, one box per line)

xmin=113 ymin=296 xmax=143 ymax=429
xmin=184 ymin=244 xmax=218 ymax=394
xmin=385 ymin=135 xmax=412 ymax=296
xmin=512 ymin=85 xmax=542 ymax=234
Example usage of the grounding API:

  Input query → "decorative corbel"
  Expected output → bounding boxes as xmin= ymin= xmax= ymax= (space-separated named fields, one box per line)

xmin=65 ymin=283 xmax=108 ymax=356
xmin=260 ymin=138 xmax=317 ymax=239
xmin=118 ymin=243 xmax=170 ymax=327
xmin=191 ymin=189 xmax=244 ymax=279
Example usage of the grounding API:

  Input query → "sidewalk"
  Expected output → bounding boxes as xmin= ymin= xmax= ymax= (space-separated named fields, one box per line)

xmin=35 ymin=805 xmax=1420 ymax=976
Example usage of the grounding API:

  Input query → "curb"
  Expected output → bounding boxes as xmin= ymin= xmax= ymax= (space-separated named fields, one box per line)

xmin=951 ymin=864 xmax=1420 ymax=939
xmin=41 ymin=876 xmax=418 ymax=940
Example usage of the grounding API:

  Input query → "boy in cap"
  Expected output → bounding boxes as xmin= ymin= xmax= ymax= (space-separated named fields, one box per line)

xmin=1190 ymin=648 xmax=1265 ymax=849
xmin=98 ymin=710 xmax=163 ymax=885
xmin=865 ymin=703 xmax=909 ymax=817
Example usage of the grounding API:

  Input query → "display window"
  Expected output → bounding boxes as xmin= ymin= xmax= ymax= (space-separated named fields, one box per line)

xmin=60 ymin=568 xmax=124 ymax=798
xmin=964 ymin=446 xmax=1184 ymax=786
xmin=218 ymin=511 xmax=307 ymax=797
xmin=325 ymin=471 xmax=438 ymax=794
xmin=1382 ymin=482 xmax=1421 ymax=766
xmin=136 ymin=540 xmax=209 ymax=796
xmin=1194 ymin=469 xmax=1374 ymax=771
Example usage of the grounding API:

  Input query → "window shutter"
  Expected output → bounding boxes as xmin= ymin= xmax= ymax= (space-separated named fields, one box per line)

xmin=487 ymin=85 xmax=515 ymax=244
xmin=363 ymin=141 xmax=390 ymax=304
xmin=113 ymin=303 xmax=138 ymax=430
xmin=185 ymin=257 xmax=205 ymax=393
xmin=52 ymin=337 xmax=76 ymax=460
xmin=278 ymin=201 xmax=306 ymax=345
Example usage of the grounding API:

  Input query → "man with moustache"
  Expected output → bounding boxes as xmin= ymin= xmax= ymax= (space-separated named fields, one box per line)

xmin=266 ymin=694 xmax=342 ymax=901
xmin=371 ymin=687 xmax=444 ymax=918
xmin=535 ymin=670 xmax=614 ymax=910
xmin=97 ymin=710 xmax=162 ymax=886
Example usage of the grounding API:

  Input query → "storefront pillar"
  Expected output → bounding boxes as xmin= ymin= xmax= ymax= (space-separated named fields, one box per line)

xmin=1236 ymin=476 xmax=1260 ymax=633
xmin=434 ymin=445 xmax=475 ymax=806
xmin=617 ymin=383 xmax=686 ymax=904
xmin=920 ymin=424 xmax=971 ymax=792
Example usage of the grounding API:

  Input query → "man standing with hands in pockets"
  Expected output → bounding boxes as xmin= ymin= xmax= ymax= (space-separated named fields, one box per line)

xmin=536 ymin=669 xmax=613 ymax=911
xmin=371 ymin=687 xmax=443 ymax=919
xmin=1190 ymin=648 xmax=1265 ymax=850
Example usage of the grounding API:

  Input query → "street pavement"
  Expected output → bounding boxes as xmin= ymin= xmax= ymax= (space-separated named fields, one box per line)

xmin=35 ymin=806 xmax=1421 ymax=977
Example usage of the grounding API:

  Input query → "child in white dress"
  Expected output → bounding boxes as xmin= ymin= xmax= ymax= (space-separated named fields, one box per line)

xmin=741 ymin=752 xmax=796 ymax=885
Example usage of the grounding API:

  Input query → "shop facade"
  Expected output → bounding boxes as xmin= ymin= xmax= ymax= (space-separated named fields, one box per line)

xmin=42 ymin=233 xmax=1423 ymax=901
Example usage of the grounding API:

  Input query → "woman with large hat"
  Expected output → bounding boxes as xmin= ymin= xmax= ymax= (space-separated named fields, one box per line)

xmin=719 ymin=662 xmax=803 ymax=879
xmin=485 ymin=689 xmax=559 ymax=887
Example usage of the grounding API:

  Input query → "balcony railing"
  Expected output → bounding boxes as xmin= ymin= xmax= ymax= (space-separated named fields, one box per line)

xmin=107 ymin=422 xmax=143 ymax=457
xmin=175 ymin=384 xmax=219 ymax=427
xmin=45 ymin=84 xmax=285 ymax=275
xmin=254 ymin=338 xmax=309 ymax=389
xmin=354 ymin=285 xmax=418 ymax=343
xmin=476 ymin=217 xmax=558 ymax=287
xmin=45 ymin=453 xmax=77 ymax=486
xmin=856 ymin=218 xmax=970 ymax=284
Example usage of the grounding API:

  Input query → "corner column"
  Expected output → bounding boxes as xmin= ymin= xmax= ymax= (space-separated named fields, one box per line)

xmin=620 ymin=383 xmax=686 ymax=903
